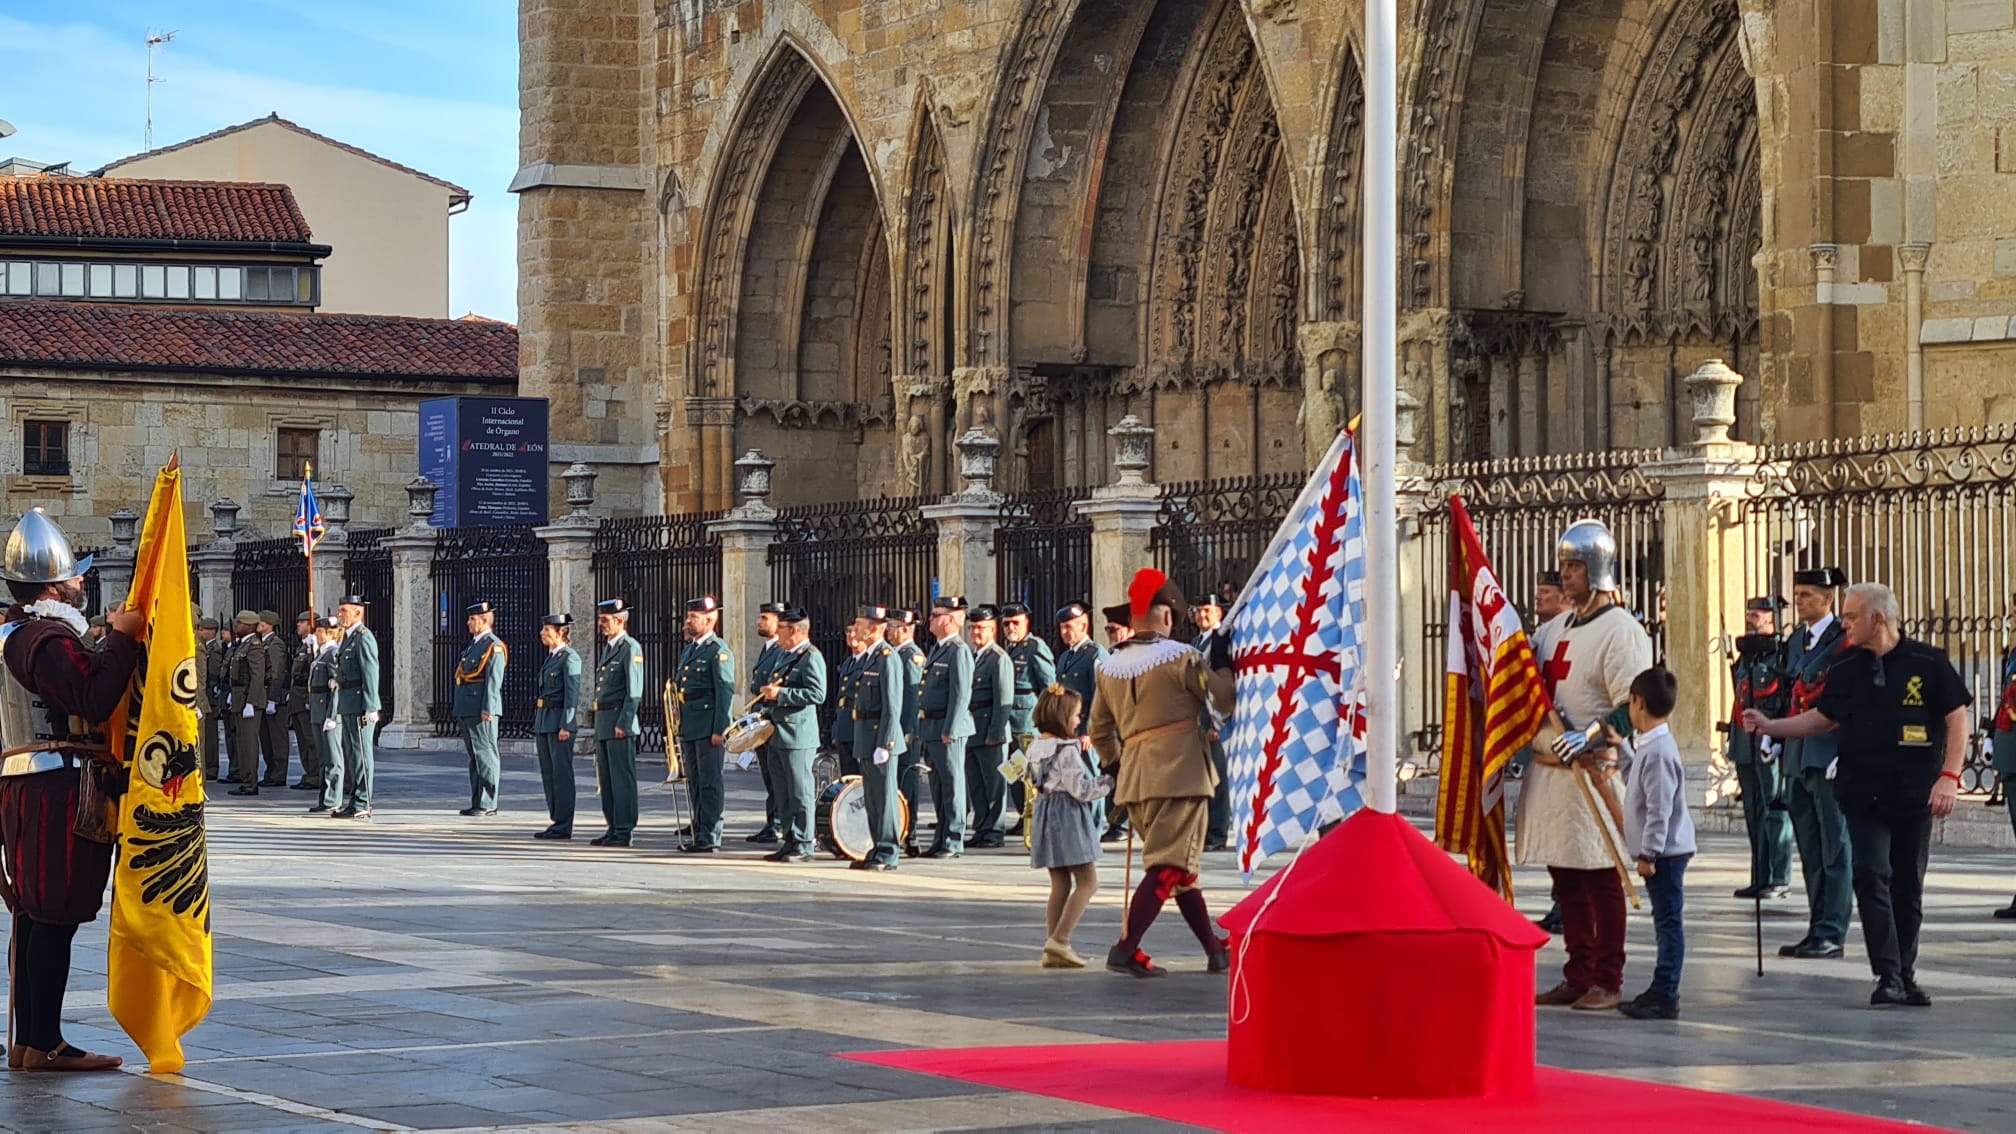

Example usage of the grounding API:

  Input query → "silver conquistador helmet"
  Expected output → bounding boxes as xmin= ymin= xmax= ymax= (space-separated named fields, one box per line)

xmin=1556 ymin=519 xmax=1619 ymax=593
xmin=3 ymin=508 xmax=92 ymax=585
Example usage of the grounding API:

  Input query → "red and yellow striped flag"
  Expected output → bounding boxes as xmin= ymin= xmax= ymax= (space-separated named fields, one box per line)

xmin=1434 ymin=495 xmax=1551 ymax=900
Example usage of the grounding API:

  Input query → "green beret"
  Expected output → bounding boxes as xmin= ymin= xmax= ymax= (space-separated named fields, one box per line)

xmin=88 ymin=615 xmax=105 ymax=627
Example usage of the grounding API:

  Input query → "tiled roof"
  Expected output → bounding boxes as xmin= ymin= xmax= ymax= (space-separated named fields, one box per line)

xmin=98 ymin=114 xmax=472 ymax=205
xmin=0 ymin=177 xmax=315 ymax=243
xmin=0 ymin=301 xmax=517 ymax=382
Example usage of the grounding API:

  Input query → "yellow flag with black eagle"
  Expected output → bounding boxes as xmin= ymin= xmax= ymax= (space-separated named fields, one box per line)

xmin=105 ymin=459 xmax=213 ymax=1073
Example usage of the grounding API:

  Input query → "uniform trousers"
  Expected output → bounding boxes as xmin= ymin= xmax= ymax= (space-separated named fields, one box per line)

xmin=460 ymin=716 xmax=501 ymax=811
xmin=291 ymin=709 xmax=321 ymax=786
xmin=860 ymin=747 xmax=902 ymax=865
xmin=260 ymin=705 xmax=289 ymax=783
xmin=681 ymin=738 xmax=725 ymax=847
xmin=1841 ymin=797 xmax=1933 ymax=982
xmin=1548 ymin=865 xmax=1626 ymax=993
xmin=339 ymin=714 xmax=374 ymax=812
xmin=198 ymin=708 xmax=220 ymax=779
xmin=315 ymin=719 xmax=344 ymax=811
xmin=897 ymin=744 xmax=926 ymax=847
xmin=1733 ymin=756 xmax=1792 ymax=888
xmin=763 ymin=744 xmax=816 ymax=853
xmin=233 ymin=710 xmax=264 ymax=787
xmin=1204 ymin=733 xmax=1230 ymax=845
xmin=595 ymin=736 xmax=639 ymax=838
xmin=755 ymin=749 xmax=780 ymax=833
xmin=923 ymin=737 xmax=968 ymax=852
xmin=534 ymin=732 xmax=576 ymax=833
xmin=966 ymin=741 xmax=1008 ymax=839
xmin=1789 ymin=766 xmax=1855 ymax=944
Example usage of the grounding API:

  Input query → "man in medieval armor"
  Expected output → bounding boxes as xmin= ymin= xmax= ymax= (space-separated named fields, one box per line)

xmin=0 ymin=509 xmax=139 ymax=1072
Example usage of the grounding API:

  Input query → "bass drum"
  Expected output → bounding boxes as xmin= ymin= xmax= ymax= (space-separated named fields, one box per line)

xmin=814 ymin=775 xmax=912 ymax=862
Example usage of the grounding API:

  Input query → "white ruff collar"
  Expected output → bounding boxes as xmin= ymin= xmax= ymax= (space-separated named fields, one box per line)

xmin=24 ymin=599 xmax=88 ymax=636
xmin=1096 ymin=637 xmax=1192 ymax=680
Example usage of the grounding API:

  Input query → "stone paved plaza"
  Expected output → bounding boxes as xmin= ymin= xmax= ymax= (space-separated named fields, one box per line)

xmin=7 ymin=746 xmax=2016 ymax=1132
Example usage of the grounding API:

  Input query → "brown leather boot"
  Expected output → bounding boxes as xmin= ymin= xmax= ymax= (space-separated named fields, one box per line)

xmin=21 ymin=1045 xmax=123 ymax=1072
xmin=6 ymin=1043 xmax=23 ymax=1070
xmin=1536 ymin=980 xmax=1586 ymax=1006
xmin=1571 ymin=987 xmax=1624 ymax=1012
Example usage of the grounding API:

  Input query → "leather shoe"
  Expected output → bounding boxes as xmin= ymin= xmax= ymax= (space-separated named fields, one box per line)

xmin=20 ymin=1045 xmax=122 ymax=1072
xmin=1733 ymin=884 xmax=1790 ymax=899
xmin=532 ymin=828 xmax=571 ymax=841
xmin=590 ymin=833 xmax=632 ymax=847
xmin=307 ymin=804 xmax=330 ymax=814
xmin=1618 ymin=994 xmax=1679 ymax=1020
xmin=1099 ymin=825 xmax=1128 ymax=843
xmin=1535 ymin=914 xmax=1563 ymax=935
xmin=1203 ymin=840 xmax=1230 ymax=853
xmin=1790 ymin=939 xmax=1844 ymax=960
xmin=679 ymin=842 xmax=718 ymax=854
xmin=969 ymin=835 xmax=1006 ymax=849
xmin=1105 ymin=943 xmax=1165 ymax=978
xmin=1870 ymin=978 xmax=1911 ymax=1007
xmin=1994 ymin=902 xmax=2016 ymax=920
xmin=6 ymin=1042 xmax=21 ymax=1070
xmin=1206 ymin=938 xmax=1232 ymax=974
xmin=921 ymin=847 xmax=962 ymax=859
xmin=1900 ymin=977 xmax=1933 ymax=1007
xmin=1536 ymin=981 xmax=1586 ymax=1006
xmin=229 ymin=786 xmax=259 ymax=796
xmin=745 ymin=828 xmax=780 ymax=845
xmin=850 ymin=859 xmax=896 ymax=871
xmin=260 ymin=778 xmax=287 ymax=787
xmin=1571 ymin=987 xmax=1623 ymax=1012
xmin=458 ymin=807 xmax=498 ymax=817
xmin=1776 ymin=937 xmax=1815 ymax=957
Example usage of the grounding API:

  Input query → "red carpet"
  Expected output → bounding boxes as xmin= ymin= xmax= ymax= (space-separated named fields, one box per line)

xmin=843 ymin=1039 xmax=1946 ymax=1132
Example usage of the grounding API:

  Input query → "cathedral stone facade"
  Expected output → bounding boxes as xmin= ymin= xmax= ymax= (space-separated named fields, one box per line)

xmin=517 ymin=0 xmax=2016 ymax=513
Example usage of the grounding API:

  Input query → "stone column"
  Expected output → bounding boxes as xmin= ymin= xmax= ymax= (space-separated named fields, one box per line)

xmin=93 ymin=507 xmax=140 ymax=613
xmin=311 ymin=484 xmax=354 ymax=615
xmin=1642 ymin=359 xmax=1755 ymax=802
xmin=1899 ymin=243 xmax=1931 ymax=432
xmin=684 ymin=396 xmax=738 ymax=512
xmin=1517 ymin=350 xmax=1544 ymax=455
xmin=1077 ymin=416 xmax=1161 ymax=610
xmin=379 ymin=477 xmax=440 ymax=750
xmin=191 ymin=498 xmax=242 ymax=619
xmin=920 ymin=429 xmax=1004 ymax=603
xmin=706 ymin=451 xmax=780 ymax=687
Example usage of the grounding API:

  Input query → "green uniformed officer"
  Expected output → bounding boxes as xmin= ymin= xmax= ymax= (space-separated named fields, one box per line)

xmin=675 ymin=595 xmax=734 ymax=852
xmin=257 ymin=609 xmax=290 ymax=786
xmin=227 ymin=608 xmax=270 ymax=796
xmin=757 ymin=607 xmax=826 ymax=862
xmin=288 ymin=610 xmax=321 ymax=791
xmin=1728 ymin=596 xmax=1793 ymax=900
xmin=918 ymin=597 xmax=975 ymax=857
xmin=332 ymin=595 xmax=381 ymax=819
xmin=1776 ymin=566 xmax=1855 ymax=959
xmin=1053 ymin=601 xmax=1109 ymax=827
xmin=832 ymin=625 xmax=864 ymax=777
xmin=532 ymin=613 xmax=583 ymax=840
xmin=848 ymin=606 xmax=907 ymax=871
xmin=454 ymin=600 xmax=510 ymax=816
xmin=194 ymin=615 xmax=225 ymax=780
xmin=745 ymin=601 xmax=788 ymax=843
xmin=307 ymin=616 xmax=343 ymax=813
xmin=887 ymin=608 xmax=927 ymax=850
xmin=966 ymin=605 xmax=1015 ymax=848
xmin=591 ymin=598 xmax=645 ymax=847
xmin=1001 ymin=601 xmax=1057 ymax=835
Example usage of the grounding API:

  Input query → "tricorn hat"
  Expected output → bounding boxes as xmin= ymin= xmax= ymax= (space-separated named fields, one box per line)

xmin=1745 ymin=596 xmax=1785 ymax=613
xmin=596 ymin=598 xmax=630 ymax=616
xmin=758 ymin=602 xmax=788 ymax=616
xmin=465 ymin=600 xmax=497 ymax=617
xmin=1100 ymin=602 xmax=1132 ymax=626
xmin=970 ymin=604 xmax=1000 ymax=624
xmin=1792 ymin=566 xmax=1849 ymax=589
xmin=999 ymin=602 xmax=1030 ymax=618
xmin=933 ymin=595 xmax=968 ymax=612
xmin=856 ymin=604 xmax=889 ymax=623
xmin=686 ymin=595 xmax=721 ymax=614
xmin=542 ymin=613 xmax=573 ymax=628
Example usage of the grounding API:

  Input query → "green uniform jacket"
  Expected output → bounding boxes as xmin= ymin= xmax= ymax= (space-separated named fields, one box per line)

xmin=748 ymin=639 xmax=782 ymax=696
xmin=335 ymin=626 xmax=381 ymax=716
xmin=969 ymin=642 xmax=1014 ymax=746
xmin=451 ymin=630 xmax=508 ymax=718
xmin=1054 ymin=638 xmax=1106 ymax=736
xmin=918 ymin=636 xmax=974 ymax=742
xmin=594 ymin=633 xmax=645 ymax=740
xmin=1007 ymin=634 xmax=1057 ymax=735
xmin=196 ymin=637 xmax=225 ymax=716
xmin=1783 ymin=617 xmax=1846 ymax=772
xmin=1727 ymin=639 xmax=1785 ymax=766
xmin=533 ymin=645 xmax=582 ymax=735
xmin=286 ymin=637 xmax=313 ymax=716
xmin=831 ymin=650 xmax=863 ymax=748
xmin=309 ymin=643 xmax=339 ymax=725
xmin=262 ymin=633 xmax=289 ymax=708
xmin=227 ymin=633 xmax=270 ymax=713
xmin=895 ymin=640 xmax=925 ymax=741
xmin=765 ymin=643 xmax=827 ymax=749
xmin=851 ymin=642 xmax=906 ymax=756
xmin=675 ymin=635 xmax=734 ymax=741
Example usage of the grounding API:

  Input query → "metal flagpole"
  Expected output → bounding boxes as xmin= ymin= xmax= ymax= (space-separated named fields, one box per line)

xmin=304 ymin=462 xmax=316 ymax=615
xmin=1361 ymin=0 xmax=1400 ymax=814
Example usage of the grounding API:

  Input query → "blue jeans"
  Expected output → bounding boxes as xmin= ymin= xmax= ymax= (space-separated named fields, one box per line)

xmin=1642 ymin=853 xmax=1690 ymax=1000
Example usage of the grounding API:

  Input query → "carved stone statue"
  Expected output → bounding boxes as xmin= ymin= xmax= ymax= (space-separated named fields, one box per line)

xmin=1297 ymin=362 xmax=1346 ymax=469
xmin=898 ymin=414 xmax=932 ymax=495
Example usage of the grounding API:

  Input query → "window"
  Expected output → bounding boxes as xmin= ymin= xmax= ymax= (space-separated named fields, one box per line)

xmin=277 ymin=427 xmax=318 ymax=482
xmin=34 ymin=262 xmax=58 ymax=296
xmin=59 ymin=263 xmax=84 ymax=296
xmin=141 ymin=264 xmax=165 ymax=298
xmin=192 ymin=265 xmax=216 ymax=300
xmin=87 ymin=264 xmax=112 ymax=298
xmin=0 ymin=260 xmax=313 ymax=306
xmin=1 ymin=262 xmax=25 ymax=295
xmin=23 ymin=420 xmax=69 ymax=477
xmin=112 ymin=264 xmax=137 ymax=297
xmin=165 ymin=265 xmax=190 ymax=300
xmin=218 ymin=267 xmax=242 ymax=300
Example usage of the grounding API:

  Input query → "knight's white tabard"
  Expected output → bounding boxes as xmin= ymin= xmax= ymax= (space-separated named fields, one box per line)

xmin=1514 ymin=604 xmax=1652 ymax=870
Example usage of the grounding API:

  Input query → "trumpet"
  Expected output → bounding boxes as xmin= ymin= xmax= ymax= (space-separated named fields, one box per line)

xmin=662 ymin=678 xmax=684 ymax=784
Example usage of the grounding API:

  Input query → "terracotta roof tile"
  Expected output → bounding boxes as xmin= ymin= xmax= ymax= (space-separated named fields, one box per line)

xmin=0 ymin=300 xmax=517 ymax=382
xmin=0 ymin=177 xmax=315 ymax=243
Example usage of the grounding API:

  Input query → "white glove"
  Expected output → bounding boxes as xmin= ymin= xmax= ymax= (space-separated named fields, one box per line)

xmin=1759 ymin=737 xmax=1780 ymax=763
xmin=265 ymin=701 xmax=277 ymax=715
xmin=194 ymin=708 xmax=203 ymax=721
xmin=241 ymin=704 xmax=255 ymax=719
xmin=364 ymin=710 xmax=380 ymax=725
xmin=873 ymin=746 xmax=891 ymax=766
xmin=1825 ymin=756 xmax=1838 ymax=781
xmin=322 ymin=718 xmax=339 ymax=733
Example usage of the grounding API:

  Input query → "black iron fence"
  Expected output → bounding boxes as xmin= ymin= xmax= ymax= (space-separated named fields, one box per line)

xmin=1412 ymin=450 xmax=1667 ymax=760
xmin=769 ymin=496 xmax=938 ymax=738
xmin=231 ymin=537 xmax=311 ymax=626
xmin=1150 ymin=472 xmax=1303 ymax=640
xmin=995 ymin=488 xmax=1093 ymax=622
xmin=429 ymin=525 xmax=549 ymax=739
xmin=1741 ymin=426 xmax=2016 ymax=796
xmin=592 ymin=512 xmax=724 ymax=754
xmin=343 ymin=528 xmax=396 ymax=734
xmin=78 ymin=547 xmax=107 ymax=617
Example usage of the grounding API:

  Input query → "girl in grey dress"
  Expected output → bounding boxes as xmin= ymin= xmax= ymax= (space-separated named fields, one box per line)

xmin=1027 ymin=686 xmax=1110 ymax=968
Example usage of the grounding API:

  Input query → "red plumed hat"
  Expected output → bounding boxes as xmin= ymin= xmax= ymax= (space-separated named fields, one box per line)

xmin=1126 ymin=568 xmax=1185 ymax=622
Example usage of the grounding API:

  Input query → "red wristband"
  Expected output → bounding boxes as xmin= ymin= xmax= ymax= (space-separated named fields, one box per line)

xmin=1939 ymin=770 xmax=1962 ymax=785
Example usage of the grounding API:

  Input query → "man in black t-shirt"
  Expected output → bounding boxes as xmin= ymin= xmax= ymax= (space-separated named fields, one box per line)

xmin=1744 ymin=582 xmax=1969 ymax=1009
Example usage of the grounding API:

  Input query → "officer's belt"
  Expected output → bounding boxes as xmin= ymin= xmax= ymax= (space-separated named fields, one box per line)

xmin=338 ymin=679 xmax=365 ymax=689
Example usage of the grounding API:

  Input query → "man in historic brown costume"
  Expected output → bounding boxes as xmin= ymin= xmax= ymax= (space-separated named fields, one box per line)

xmin=1 ymin=509 xmax=139 ymax=1071
xmin=1089 ymin=568 xmax=1235 ymax=977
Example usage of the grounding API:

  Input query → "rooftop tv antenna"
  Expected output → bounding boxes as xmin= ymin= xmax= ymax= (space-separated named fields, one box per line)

xmin=146 ymin=29 xmax=177 ymax=150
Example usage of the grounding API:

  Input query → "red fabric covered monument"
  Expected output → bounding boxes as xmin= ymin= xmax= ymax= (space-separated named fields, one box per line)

xmin=1219 ymin=808 xmax=1549 ymax=1098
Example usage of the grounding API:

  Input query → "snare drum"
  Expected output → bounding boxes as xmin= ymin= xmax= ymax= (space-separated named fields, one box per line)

xmin=814 ymin=775 xmax=911 ymax=862
xmin=722 ymin=711 xmax=774 ymax=755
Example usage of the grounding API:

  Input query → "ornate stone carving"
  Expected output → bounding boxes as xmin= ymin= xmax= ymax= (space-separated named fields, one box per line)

xmin=1321 ymin=54 xmax=1364 ymax=320
xmin=1245 ymin=0 xmax=1298 ymax=21
xmin=736 ymin=397 xmax=894 ymax=430
xmin=968 ymin=0 xmax=1070 ymax=366
xmin=1400 ymin=1 xmax=1478 ymax=309
xmin=898 ymin=414 xmax=932 ymax=495
xmin=905 ymin=115 xmax=949 ymax=378
xmin=1296 ymin=362 xmax=1347 ymax=470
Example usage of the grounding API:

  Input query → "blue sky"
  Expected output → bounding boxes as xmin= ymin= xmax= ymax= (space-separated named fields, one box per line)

xmin=0 ymin=2 xmax=519 ymax=320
